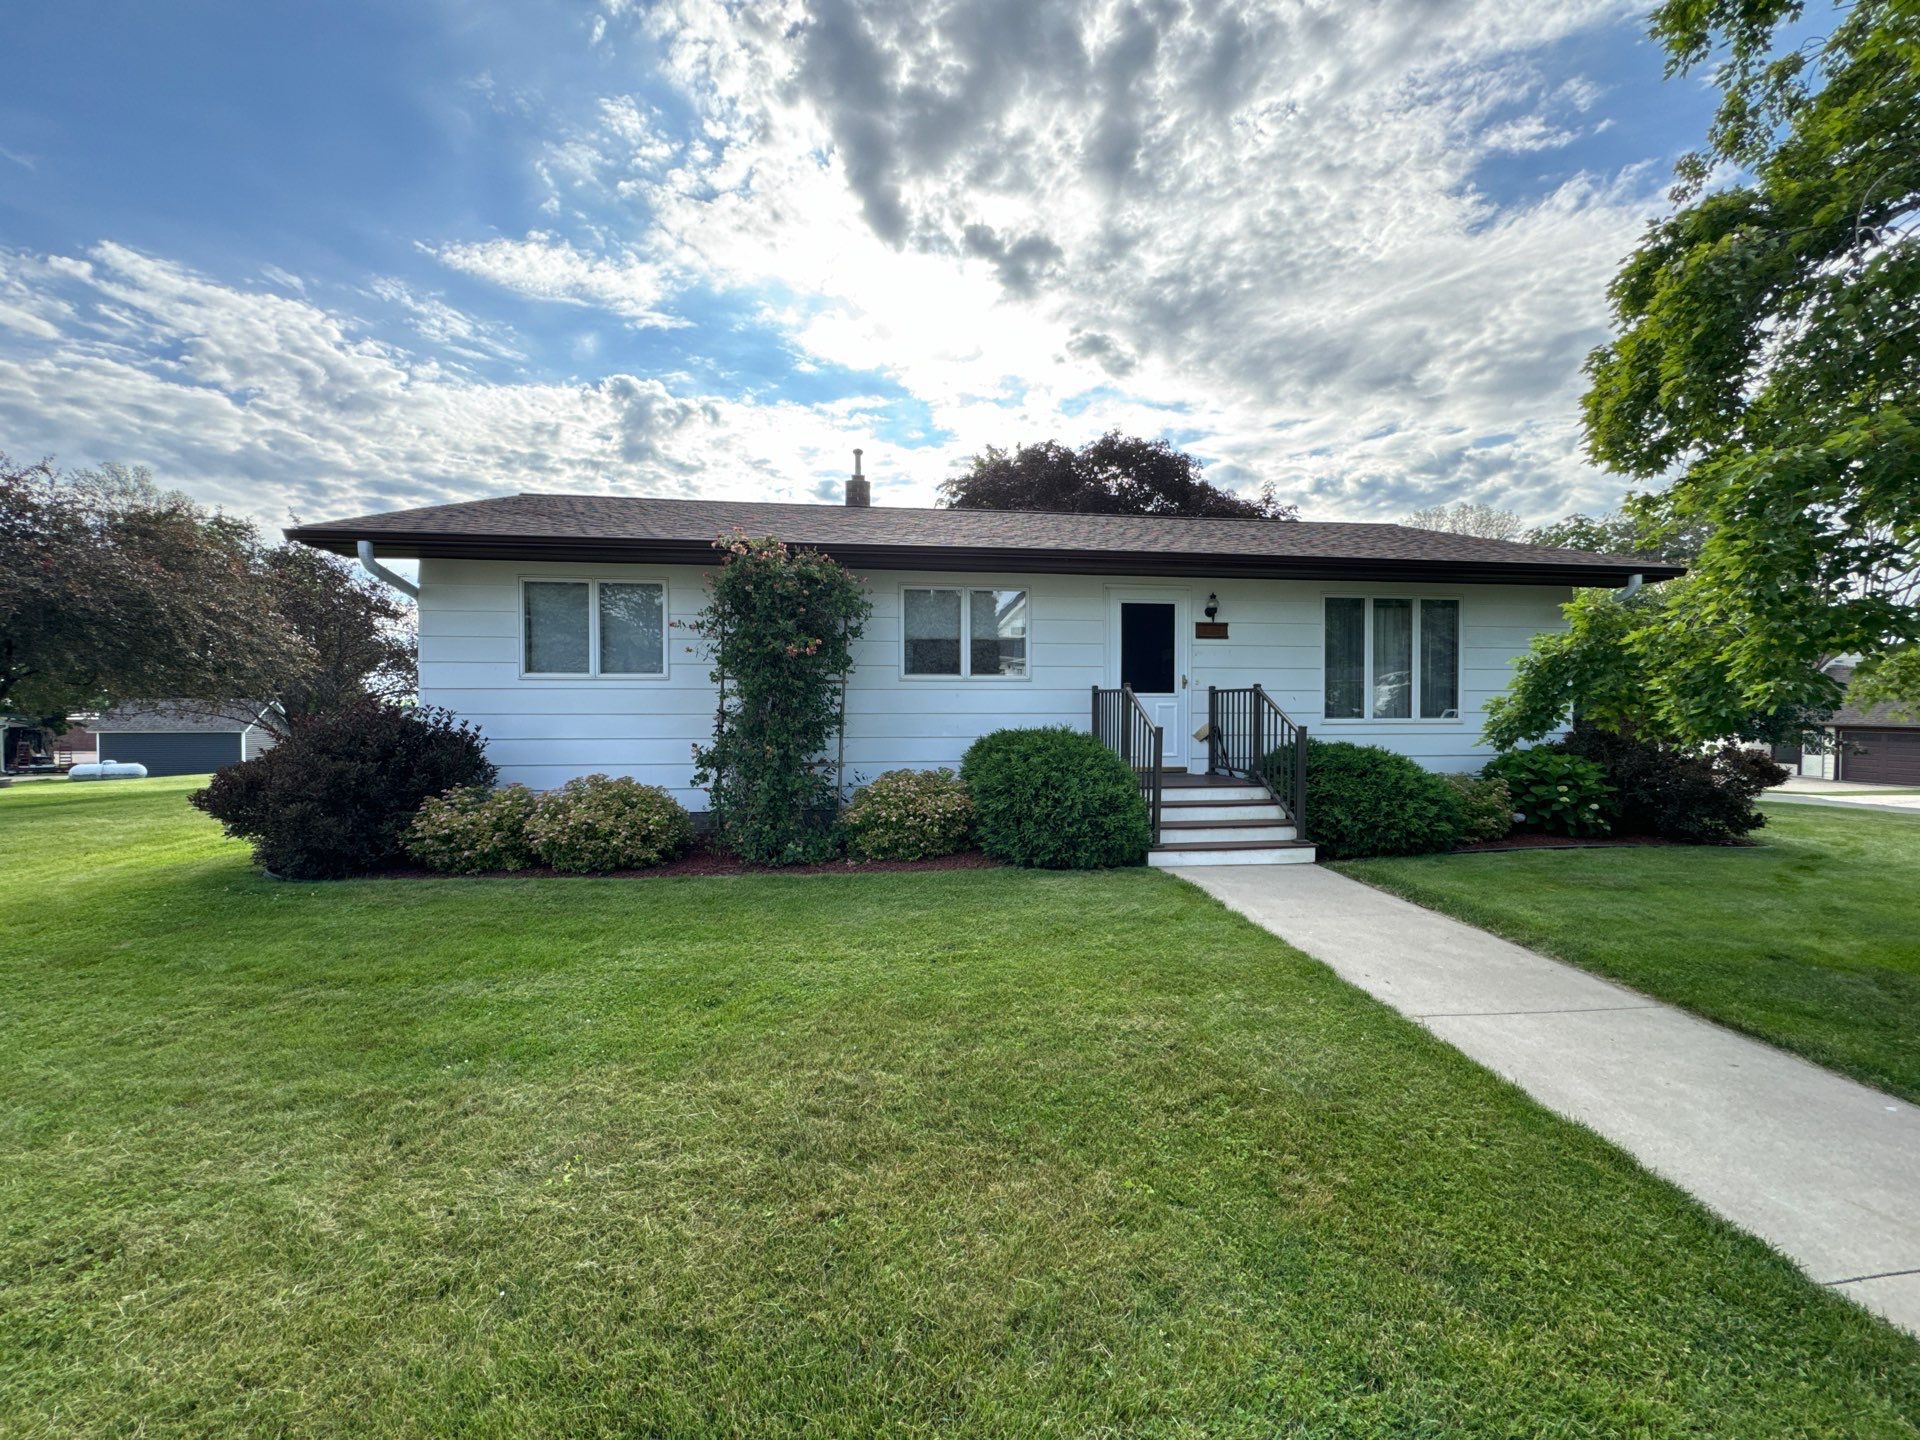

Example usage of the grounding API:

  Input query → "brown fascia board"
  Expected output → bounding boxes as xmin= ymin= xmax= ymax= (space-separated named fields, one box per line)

xmin=288 ymin=525 xmax=1684 ymax=588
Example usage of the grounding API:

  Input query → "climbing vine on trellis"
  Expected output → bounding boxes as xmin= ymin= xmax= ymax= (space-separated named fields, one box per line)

xmin=690 ymin=531 xmax=870 ymax=864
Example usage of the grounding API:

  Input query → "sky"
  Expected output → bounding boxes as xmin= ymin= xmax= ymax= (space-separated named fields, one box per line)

xmin=0 ymin=0 xmax=1722 ymax=532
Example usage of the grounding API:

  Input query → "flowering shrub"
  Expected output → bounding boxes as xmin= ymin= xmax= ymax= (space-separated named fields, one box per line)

xmin=1440 ymin=772 xmax=1514 ymax=844
xmin=1484 ymin=749 xmax=1615 ymax=837
xmin=405 ymin=783 xmax=538 ymax=873
xmin=525 ymin=774 xmax=693 ymax=873
xmin=961 ymin=727 xmax=1150 ymax=868
xmin=843 ymin=769 xmax=974 ymax=861
xmin=690 ymin=532 xmax=871 ymax=865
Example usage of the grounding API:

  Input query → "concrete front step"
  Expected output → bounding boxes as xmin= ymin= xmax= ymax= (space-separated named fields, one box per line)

xmin=1162 ymin=783 xmax=1269 ymax=803
xmin=1159 ymin=820 xmax=1299 ymax=844
xmin=1160 ymin=800 xmax=1288 ymax=823
xmin=1149 ymin=841 xmax=1317 ymax=868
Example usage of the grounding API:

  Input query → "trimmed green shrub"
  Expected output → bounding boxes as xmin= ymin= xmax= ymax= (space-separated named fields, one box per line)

xmin=961 ymin=727 xmax=1150 ymax=869
xmin=1485 ymin=749 xmax=1615 ymax=837
xmin=1560 ymin=722 xmax=1784 ymax=843
xmin=1290 ymin=739 xmax=1463 ymax=860
xmin=526 ymin=775 xmax=694 ymax=874
xmin=844 ymin=768 xmax=974 ymax=861
xmin=191 ymin=701 xmax=494 ymax=879
xmin=1441 ymin=772 xmax=1514 ymax=844
xmin=406 ymin=783 xmax=538 ymax=874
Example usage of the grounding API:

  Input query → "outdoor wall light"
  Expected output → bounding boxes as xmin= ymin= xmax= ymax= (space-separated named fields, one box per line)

xmin=1204 ymin=593 xmax=1220 ymax=620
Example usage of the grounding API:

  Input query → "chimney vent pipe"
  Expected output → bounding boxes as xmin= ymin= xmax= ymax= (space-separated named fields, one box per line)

xmin=846 ymin=448 xmax=871 ymax=507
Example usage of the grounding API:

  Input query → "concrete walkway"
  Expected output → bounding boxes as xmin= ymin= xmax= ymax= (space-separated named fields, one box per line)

xmin=1763 ymin=791 xmax=1920 ymax=816
xmin=1177 ymin=863 xmax=1920 ymax=1336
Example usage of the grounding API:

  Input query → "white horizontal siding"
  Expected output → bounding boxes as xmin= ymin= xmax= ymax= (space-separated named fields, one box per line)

xmin=417 ymin=558 xmax=1574 ymax=803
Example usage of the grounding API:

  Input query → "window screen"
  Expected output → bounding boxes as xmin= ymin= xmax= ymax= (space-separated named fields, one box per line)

xmin=969 ymin=589 xmax=1028 ymax=677
xmin=904 ymin=589 xmax=963 ymax=675
xmin=1372 ymin=599 xmax=1412 ymax=719
xmin=1419 ymin=599 xmax=1460 ymax=718
xmin=1324 ymin=598 xmax=1366 ymax=719
xmin=599 ymin=583 xmax=665 ymax=675
xmin=524 ymin=581 xmax=590 ymax=674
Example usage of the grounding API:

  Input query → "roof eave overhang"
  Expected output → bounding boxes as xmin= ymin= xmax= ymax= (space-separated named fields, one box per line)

xmin=288 ymin=526 xmax=1684 ymax=588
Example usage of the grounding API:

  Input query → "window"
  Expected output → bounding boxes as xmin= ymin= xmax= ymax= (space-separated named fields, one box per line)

xmin=523 ymin=579 xmax=665 ymax=677
xmin=903 ymin=587 xmax=1028 ymax=678
xmin=1323 ymin=597 xmax=1459 ymax=720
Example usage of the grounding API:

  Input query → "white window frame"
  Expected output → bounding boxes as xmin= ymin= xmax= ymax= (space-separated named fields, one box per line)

xmin=519 ymin=576 xmax=670 ymax=681
xmin=1321 ymin=594 xmax=1462 ymax=723
xmin=899 ymin=585 xmax=1032 ymax=682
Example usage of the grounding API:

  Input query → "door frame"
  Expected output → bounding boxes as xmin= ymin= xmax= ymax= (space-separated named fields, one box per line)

xmin=1105 ymin=585 xmax=1193 ymax=771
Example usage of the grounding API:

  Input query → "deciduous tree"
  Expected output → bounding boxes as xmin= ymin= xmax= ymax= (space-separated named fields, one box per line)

xmin=1402 ymin=502 xmax=1525 ymax=542
xmin=1525 ymin=504 xmax=1711 ymax=564
xmin=258 ymin=544 xmax=416 ymax=730
xmin=1581 ymin=0 xmax=1920 ymax=734
xmin=940 ymin=432 xmax=1296 ymax=518
xmin=1 ymin=454 xmax=417 ymax=730
xmin=0 ymin=456 xmax=300 ymax=725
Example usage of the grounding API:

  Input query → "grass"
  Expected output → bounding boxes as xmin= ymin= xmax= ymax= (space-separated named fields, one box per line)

xmin=4 ymin=779 xmax=1919 ymax=1438
xmin=1337 ymin=805 xmax=1920 ymax=1103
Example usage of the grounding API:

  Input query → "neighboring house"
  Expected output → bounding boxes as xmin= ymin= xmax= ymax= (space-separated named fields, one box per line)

xmin=288 ymin=481 xmax=1676 ymax=864
xmin=1776 ymin=664 xmax=1920 ymax=785
xmin=52 ymin=727 xmax=96 ymax=765
xmin=2 ymin=717 xmax=54 ymax=773
xmin=93 ymin=702 xmax=280 ymax=777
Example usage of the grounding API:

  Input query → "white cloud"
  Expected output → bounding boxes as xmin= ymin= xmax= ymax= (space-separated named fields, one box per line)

xmin=3 ymin=0 xmax=1678 ymax=530
xmin=559 ymin=0 xmax=1662 ymax=521
xmin=0 ymin=243 xmax=895 ymax=527
xmin=427 ymin=232 xmax=683 ymax=329
xmin=369 ymin=276 xmax=525 ymax=363
xmin=1479 ymin=115 xmax=1581 ymax=152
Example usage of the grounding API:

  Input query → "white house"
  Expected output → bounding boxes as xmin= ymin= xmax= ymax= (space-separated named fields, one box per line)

xmin=288 ymin=480 xmax=1678 ymax=866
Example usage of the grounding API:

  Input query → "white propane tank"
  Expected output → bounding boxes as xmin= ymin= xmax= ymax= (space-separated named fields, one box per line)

xmin=69 ymin=760 xmax=149 ymax=781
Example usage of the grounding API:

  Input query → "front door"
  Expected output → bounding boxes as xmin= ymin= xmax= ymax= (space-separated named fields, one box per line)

xmin=1110 ymin=590 xmax=1188 ymax=768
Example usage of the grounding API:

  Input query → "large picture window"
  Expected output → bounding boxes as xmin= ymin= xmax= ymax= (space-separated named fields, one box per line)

xmin=1323 ymin=596 xmax=1460 ymax=720
xmin=903 ymin=587 xmax=1028 ymax=678
xmin=523 ymin=579 xmax=665 ymax=677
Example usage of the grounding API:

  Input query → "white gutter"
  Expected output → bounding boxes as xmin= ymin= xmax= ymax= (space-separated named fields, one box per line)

xmin=356 ymin=540 xmax=419 ymax=599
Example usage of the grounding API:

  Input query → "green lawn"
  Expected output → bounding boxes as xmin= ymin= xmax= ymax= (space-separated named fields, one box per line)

xmin=1337 ymin=805 xmax=1920 ymax=1103
xmin=4 ymin=780 xmax=1918 ymax=1437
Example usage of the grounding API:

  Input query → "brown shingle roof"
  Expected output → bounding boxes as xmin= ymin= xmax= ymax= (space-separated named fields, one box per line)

xmin=1823 ymin=665 xmax=1920 ymax=730
xmin=288 ymin=493 xmax=1683 ymax=586
xmin=94 ymin=700 xmax=277 ymax=734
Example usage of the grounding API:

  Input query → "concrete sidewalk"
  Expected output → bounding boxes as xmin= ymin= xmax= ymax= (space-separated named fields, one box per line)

xmin=1762 ymin=792 xmax=1920 ymax=816
xmin=1178 ymin=863 xmax=1920 ymax=1336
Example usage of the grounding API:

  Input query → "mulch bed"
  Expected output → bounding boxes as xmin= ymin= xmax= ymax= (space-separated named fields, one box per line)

xmin=360 ymin=838 xmax=1001 ymax=882
xmin=1452 ymin=831 xmax=1698 ymax=853
xmin=638 ymin=839 xmax=1001 ymax=878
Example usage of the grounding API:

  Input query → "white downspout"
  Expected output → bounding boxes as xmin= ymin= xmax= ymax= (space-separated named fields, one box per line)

xmin=356 ymin=540 xmax=419 ymax=599
xmin=1621 ymin=572 xmax=1644 ymax=597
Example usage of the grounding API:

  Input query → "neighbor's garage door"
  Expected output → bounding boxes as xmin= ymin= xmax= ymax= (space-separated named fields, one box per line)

xmin=1838 ymin=728 xmax=1920 ymax=786
xmin=100 ymin=731 xmax=244 ymax=777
